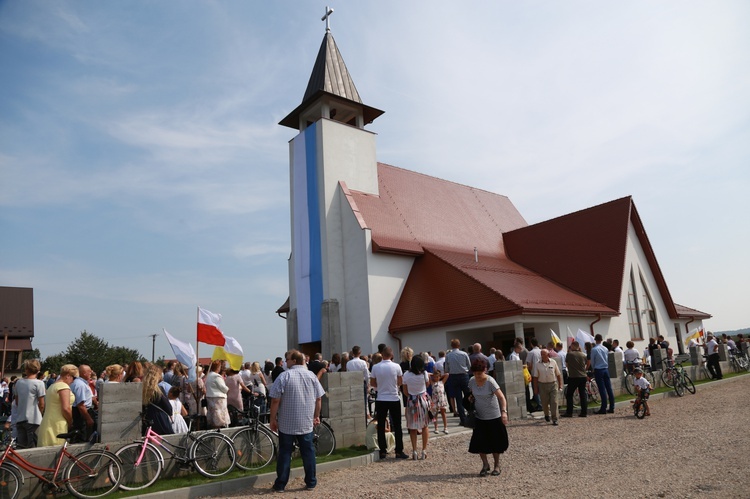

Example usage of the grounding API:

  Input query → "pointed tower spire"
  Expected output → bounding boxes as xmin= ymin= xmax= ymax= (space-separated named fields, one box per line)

xmin=279 ymin=27 xmax=383 ymax=130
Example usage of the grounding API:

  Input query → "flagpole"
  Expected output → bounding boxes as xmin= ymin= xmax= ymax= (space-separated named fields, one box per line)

xmin=196 ymin=306 xmax=200 ymax=372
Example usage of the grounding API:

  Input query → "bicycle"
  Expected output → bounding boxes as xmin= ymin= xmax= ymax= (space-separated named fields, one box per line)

xmin=228 ymin=403 xmax=276 ymax=471
xmin=571 ymin=371 xmax=600 ymax=406
xmin=673 ymin=363 xmax=696 ymax=396
xmin=0 ymin=430 xmax=122 ymax=499
xmin=263 ymin=419 xmax=336 ymax=457
xmin=115 ymin=417 xmax=236 ymax=491
xmin=632 ymin=387 xmax=650 ymax=419
xmin=660 ymin=359 xmax=679 ymax=388
xmin=729 ymin=351 xmax=749 ymax=372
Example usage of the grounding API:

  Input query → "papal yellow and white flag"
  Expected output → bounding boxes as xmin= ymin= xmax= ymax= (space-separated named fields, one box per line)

xmin=684 ymin=328 xmax=701 ymax=346
xmin=211 ymin=335 xmax=244 ymax=371
xmin=550 ymin=329 xmax=562 ymax=346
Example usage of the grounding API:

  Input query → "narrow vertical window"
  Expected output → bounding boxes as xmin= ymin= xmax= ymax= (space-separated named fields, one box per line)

xmin=640 ymin=272 xmax=659 ymax=338
xmin=627 ymin=268 xmax=643 ymax=340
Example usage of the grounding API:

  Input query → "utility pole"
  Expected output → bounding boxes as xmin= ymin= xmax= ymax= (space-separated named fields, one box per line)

xmin=149 ymin=333 xmax=158 ymax=363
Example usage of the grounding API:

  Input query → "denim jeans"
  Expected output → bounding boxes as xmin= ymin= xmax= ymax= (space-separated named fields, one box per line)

xmin=593 ymin=368 xmax=615 ymax=411
xmin=446 ymin=373 xmax=470 ymax=423
xmin=274 ymin=431 xmax=316 ymax=491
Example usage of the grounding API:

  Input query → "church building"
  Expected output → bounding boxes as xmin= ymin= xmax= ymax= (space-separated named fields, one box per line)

xmin=276 ymin=28 xmax=710 ymax=360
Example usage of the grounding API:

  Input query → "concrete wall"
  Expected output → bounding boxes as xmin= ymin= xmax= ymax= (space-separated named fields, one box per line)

xmin=492 ymin=360 xmax=527 ymax=420
xmin=320 ymin=371 xmax=366 ymax=449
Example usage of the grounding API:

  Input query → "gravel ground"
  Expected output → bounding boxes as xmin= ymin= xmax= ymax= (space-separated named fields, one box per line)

xmin=229 ymin=376 xmax=749 ymax=498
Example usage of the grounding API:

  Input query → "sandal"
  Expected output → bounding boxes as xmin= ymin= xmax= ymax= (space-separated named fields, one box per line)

xmin=491 ymin=469 xmax=501 ymax=476
xmin=479 ymin=465 xmax=490 ymax=477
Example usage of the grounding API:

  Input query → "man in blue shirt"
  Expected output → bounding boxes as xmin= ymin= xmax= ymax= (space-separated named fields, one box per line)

xmin=590 ymin=334 xmax=615 ymax=414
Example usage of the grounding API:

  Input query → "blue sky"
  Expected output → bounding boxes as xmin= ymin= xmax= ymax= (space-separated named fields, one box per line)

xmin=1 ymin=1 xmax=748 ymax=362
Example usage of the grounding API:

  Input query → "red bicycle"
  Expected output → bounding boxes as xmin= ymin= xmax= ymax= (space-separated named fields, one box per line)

xmin=0 ymin=430 xmax=122 ymax=499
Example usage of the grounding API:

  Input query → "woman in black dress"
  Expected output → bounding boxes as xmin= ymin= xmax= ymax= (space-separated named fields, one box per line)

xmin=467 ymin=359 xmax=509 ymax=476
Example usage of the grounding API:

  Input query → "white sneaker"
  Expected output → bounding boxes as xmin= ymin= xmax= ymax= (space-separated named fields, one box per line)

xmin=432 ymin=429 xmax=439 ymax=434
xmin=442 ymin=429 xmax=449 ymax=434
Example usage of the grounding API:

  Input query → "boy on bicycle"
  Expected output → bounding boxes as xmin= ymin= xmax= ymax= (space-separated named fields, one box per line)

xmin=632 ymin=368 xmax=652 ymax=416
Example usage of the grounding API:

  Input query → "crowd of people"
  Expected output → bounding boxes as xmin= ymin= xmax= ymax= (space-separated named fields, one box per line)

xmin=1 ymin=329 xmax=744 ymax=490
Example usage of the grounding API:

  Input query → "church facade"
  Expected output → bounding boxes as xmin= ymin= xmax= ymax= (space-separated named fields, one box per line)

xmin=276 ymin=31 xmax=710 ymax=360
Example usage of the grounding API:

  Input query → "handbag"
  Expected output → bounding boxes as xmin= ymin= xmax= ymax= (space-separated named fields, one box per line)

xmin=464 ymin=410 xmax=476 ymax=428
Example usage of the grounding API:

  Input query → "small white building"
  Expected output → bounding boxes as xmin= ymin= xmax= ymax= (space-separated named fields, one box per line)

xmin=276 ymin=30 xmax=710 ymax=360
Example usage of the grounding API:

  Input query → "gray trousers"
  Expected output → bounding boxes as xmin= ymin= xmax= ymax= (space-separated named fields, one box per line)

xmin=538 ymin=381 xmax=559 ymax=420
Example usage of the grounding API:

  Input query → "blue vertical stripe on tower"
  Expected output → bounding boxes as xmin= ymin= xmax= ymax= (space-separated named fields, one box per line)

xmin=305 ymin=124 xmax=323 ymax=343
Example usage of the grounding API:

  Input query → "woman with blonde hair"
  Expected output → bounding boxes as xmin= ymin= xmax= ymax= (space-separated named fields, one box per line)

xmin=205 ymin=360 xmax=230 ymax=428
xmin=141 ymin=364 xmax=173 ymax=435
xmin=38 ymin=364 xmax=77 ymax=447
xmin=13 ymin=359 xmax=46 ymax=448
xmin=105 ymin=364 xmax=123 ymax=382
xmin=249 ymin=361 xmax=269 ymax=413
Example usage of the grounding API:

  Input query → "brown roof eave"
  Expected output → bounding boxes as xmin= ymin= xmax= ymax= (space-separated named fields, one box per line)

xmin=389 ymin=308 xmax=617 ymax=335
xmin=279 ymin=91 xmax=384 ymax=130
xmin=372 ymin=241 xmax=423 ymax=257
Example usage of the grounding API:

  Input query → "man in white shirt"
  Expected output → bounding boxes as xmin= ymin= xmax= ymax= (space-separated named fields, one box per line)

xmin=434 ymin=351 xmax=446 ymax=373
xmin=704 ymin=333 xmax=723 ymax=380
xmin=487 ymin=348 xmax=497 ymax=374
xmin=526 ymin=338 xmax=542 ymax=410
xmin=370 ymin=347 xmax=408 ymax=460
xmin=346 ymin=346 xmax=370 ymax=418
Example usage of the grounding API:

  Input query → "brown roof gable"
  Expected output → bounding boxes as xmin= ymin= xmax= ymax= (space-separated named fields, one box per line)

xmin=504 ymin=196 xmax=679 ymax=319
xmin=389 ymin=249 xmax=617 ymax=333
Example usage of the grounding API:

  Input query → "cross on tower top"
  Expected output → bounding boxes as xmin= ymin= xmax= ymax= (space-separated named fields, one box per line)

xmin=321 ymin=6 xmax=334 ymax=32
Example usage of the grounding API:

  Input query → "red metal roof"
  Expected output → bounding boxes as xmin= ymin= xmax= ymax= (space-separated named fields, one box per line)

xmin=674 ymin=304 xmax=712 ymax=319
xmin=349 ymin=164 xmax=528 ymax=256
xmin=389 ymin=249 xmax=617 ymax=333
xmin=346 ymin=168 xmax=698 ymax=333
xmin=504 ymin=197 xmax=632 ymax=313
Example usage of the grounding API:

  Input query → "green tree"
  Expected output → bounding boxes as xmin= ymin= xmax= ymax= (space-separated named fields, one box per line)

xmin=63 ymin=330 xmax=143 ymax=375
xmin=42 ymin=353 xmax=68 ymax=375
xmin=23 ymin=348 xmax=42 ymax=361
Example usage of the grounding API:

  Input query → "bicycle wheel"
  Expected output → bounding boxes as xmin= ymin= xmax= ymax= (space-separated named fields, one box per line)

xmin=682 ymin=372 xmax=696 ymax=394
xmin=0 ymin=463 xmax=22 ymax=499
xmin=588 ymin=381 xmax=600 ymax=404
xmin=644 ymin=370 xmax=655 ymax=387
xmin=233 ymin=426 xmax=275 ymax=471
xmin=673 ymin=378 xmax=684 ymax=397
xmin=623 ymin=374 xmax=634 ymax=396
xmin=190 ymin=431 xmax=236 ymax=478
xmin=634 ymin=400 xmax=646 ymax=419
xmin=114 ymin=442 xmax=163 ymax=491
xmin=661 ymin=369 xmax=675 ymax=387
xmin=314 ymin=422 xmax=336 ymax=457
xmin=64 ymin=449 xmax=121 ymax=499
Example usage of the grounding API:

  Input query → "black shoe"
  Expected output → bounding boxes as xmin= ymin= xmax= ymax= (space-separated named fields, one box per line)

xmin=544 ymin=415 xmax=550 ymax=422
xmin=552 ymin=420 xmax=559 ymax=426
xmin=594 ymin=410 xmax=607 ymax=415
xmin=578 ymin=413 xmax=587 ymax=417
xmin=607 ymin=409 xmax=615 ymax=413
xmin=395 ymin=452 xmax=409 ymax=459
xmin=379 ymin=451 xmax=386 ymax=460
xmin=561 ymin=413 xmax=573 ymax=418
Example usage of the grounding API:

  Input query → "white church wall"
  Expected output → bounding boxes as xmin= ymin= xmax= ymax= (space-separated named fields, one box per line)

xmin=366 ymin=251 xmax=414 ymax=353
xmin=617 ymin=222 xmax=677 ymax=351
xmin=338 ymin=190 xmax=375 ymax=353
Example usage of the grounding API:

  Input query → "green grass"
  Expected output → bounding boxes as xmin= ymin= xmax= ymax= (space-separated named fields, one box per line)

xmin=107 ymin=446 xmax=371 ymax=498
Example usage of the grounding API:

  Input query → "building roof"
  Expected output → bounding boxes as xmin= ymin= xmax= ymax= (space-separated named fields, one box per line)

xmin=349 ymin=164 xmax=527 ymax=256
xmin=0 ymin=286 xmax=34 ymax=338
xmin=279 ymin=32 xmax=383 ymax=129
xmin=674 ymin=303 xmax=712 ymax=319
xmin=345 ymin=166 xmax=693 ymax=333
xmin=389 ymin=248 xmax=617 ymax=333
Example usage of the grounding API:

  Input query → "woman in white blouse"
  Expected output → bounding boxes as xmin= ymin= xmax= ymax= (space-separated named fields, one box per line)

xmin=205 ymin=360 xmax=230 ymax=428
